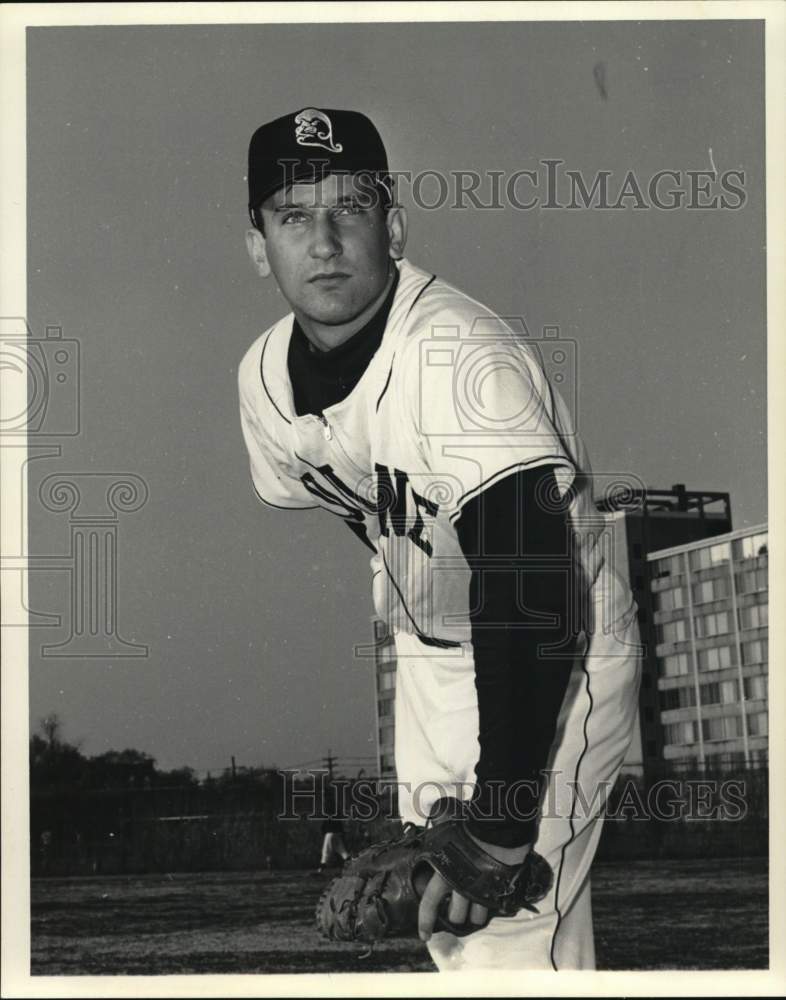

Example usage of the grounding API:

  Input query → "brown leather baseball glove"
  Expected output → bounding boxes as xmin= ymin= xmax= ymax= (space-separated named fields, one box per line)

xmin=315 ymin=799 xmax=552 ymax=942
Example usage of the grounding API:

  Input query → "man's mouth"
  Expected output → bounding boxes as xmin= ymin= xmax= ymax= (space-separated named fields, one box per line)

xmin=309 ymin=272 xmax=350 ymax=284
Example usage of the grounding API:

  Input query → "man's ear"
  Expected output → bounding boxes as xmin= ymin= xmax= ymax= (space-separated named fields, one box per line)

xmin=246 ymin=227 xmax=271 ymax=278
xmin=386 ymin=205 xmax=408 ymax=261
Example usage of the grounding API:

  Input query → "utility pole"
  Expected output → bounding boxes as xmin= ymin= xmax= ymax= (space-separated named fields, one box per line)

xmin=323 ymin=749 xmax=336 ymax=781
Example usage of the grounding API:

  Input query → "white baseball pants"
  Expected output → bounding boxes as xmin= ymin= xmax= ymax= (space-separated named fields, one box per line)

xmin=392 ymin=613 xmax=642 ymax=971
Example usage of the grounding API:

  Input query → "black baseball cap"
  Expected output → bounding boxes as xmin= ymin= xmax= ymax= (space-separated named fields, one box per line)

xmin=247 ymin=107 xmax=390 ymax=218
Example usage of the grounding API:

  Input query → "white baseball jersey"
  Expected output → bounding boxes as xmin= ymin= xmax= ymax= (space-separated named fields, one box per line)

xmin=238 ymin=257 xmax=636 ymax=647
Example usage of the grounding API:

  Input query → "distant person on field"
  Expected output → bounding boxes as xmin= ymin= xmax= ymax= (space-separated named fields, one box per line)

xmin=318 ymin=818 xmax=349 ymax=874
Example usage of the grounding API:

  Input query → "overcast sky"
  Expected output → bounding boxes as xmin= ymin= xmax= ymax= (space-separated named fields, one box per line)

xmin=25 ymin=20 xmax=765 ymax=774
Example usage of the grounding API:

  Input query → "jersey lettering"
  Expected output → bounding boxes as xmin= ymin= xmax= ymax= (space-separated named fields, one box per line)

xmin=375 ymin=463 xmax=438 ymax=557
xmin=300 ymin=462 xmax=440 ymax=558
xmin=300 ymin=470 xmax=365 ymax=522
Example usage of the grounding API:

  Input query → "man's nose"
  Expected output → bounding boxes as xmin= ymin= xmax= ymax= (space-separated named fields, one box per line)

xmin=309 ymin=215 xmax=342 ymax=260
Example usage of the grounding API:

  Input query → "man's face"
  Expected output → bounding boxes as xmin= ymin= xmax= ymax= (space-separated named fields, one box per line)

xmin=257 ymin=173 xmax=395 ymax=327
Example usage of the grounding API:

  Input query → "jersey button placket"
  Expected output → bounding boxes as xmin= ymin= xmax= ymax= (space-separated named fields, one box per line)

xmin=318 ymin=414 xmax=333 ymax=440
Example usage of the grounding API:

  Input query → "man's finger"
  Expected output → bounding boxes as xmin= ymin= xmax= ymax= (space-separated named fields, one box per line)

xmin=470 ymin=902 xmax=488 ymax=925
xmin=418 ymin=871 xmax=451 ymax=942
xmin=447 ymin=891 xmax=470 ymax=925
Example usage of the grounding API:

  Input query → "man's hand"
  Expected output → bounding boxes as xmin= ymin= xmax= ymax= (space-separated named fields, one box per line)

xmin=417 ymin=835 xmax=532 ymax=942
xmin=316 ymin=802 xmax=551 ymax=944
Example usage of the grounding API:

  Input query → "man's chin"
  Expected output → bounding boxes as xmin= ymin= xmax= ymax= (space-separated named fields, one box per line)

xmin=302 ymin=298 xmax=363 ymax=328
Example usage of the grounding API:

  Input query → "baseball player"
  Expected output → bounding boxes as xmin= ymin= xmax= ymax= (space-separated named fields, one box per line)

xmin=317 ymin=818 xmax=350 ymax=874
xmin=238 ymin=107 xmax=642 ymax=970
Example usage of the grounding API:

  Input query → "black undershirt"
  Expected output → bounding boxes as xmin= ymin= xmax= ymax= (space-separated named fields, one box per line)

xmin=287 ymin=278 xmax=576 ymax=847
xmin=288 ymin=269 xmax=399 ymax=417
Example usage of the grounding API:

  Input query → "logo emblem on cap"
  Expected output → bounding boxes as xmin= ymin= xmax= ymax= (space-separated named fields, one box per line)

xmin=294 ymin=109 xmax=343 ymax=154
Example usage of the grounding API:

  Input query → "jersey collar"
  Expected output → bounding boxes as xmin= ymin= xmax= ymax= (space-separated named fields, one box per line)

xmin=260 ymin=258 xmax=437 ymax=425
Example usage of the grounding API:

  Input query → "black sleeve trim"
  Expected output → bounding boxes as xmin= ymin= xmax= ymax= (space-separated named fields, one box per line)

xmin=252 ymin=483 xmax=318 ymax=511
xmin=406 ymin=274 xmax=437 ymax=316
xmin=549 ymin=661 xmax=594 ymax=971
xmin=376 ymin=354 xmax=395 ymax=412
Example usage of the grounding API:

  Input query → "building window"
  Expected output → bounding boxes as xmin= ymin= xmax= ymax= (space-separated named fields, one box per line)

xmin=697 ymin=645 xmax=735 ymax=672
xmin=661 ymin=652 xmax=690 ymax=677
xmin=736 ymin=569 xmax=768 ymax=594
xmin=719 ymin=680 xmax=738 ymax=704
xmin=690 ymin=547 xmax=712 ymax=572
xmin=655 ymin=586 xmax=685 ymax=612
xmin=693 ymin=577 xmax=729 ymax=604
xmin=743 ymin=675 xmax=768 ymax=701
xmin=709 ymin=542 xmax=730 ymax=565
xmin=736 ymin=532 xmax=768 ymax=560
xmin=653 ymin=556 xmax=678 ymax=578
xmin=664 ymin=720 xmax=698 ymax=745
xmin=660 ymin=686 xmax=696 ymax=710
xmin=742 ymin=639 xmax=767 ymax=666
xmin=747 ymin=711 xmax=768 ymax=737
xmin=693 ymin=580 xmax=714 ymax=604
xmin=378 ymin=699 xmax=394 ymax=717
xmin=700 ymin=682 xmax=720 ymax=705
xmin=739 ymin=603 xmax=768 ymax=630
xmin=379 ymin=671 xmax=396 ymax=692
xmin=657 ymin=619 xmax=687 ymax=644
xmin=701 ymin=715 xmax=741 ymax=741
xmin=695 ymin=611 xmax=731 ymax=638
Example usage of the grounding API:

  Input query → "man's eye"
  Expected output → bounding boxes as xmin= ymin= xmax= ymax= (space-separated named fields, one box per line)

xmin=281 ymin=211 xmax=308 ymax=225
xmin=334 ymin=203 xmax=363 ymax=217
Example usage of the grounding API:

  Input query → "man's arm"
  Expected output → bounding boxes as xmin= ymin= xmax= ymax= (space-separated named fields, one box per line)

xmin=456 ymin=463 xmax=579 ymax=846
xmin=418 ymin=464 xmax=578 ymax=940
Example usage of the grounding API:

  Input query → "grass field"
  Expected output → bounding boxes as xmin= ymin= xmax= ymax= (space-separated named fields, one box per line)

xmin=31 ymin=856 xmax=768 ymax=975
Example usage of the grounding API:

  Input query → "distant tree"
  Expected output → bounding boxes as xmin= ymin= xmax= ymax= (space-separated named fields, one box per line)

xmin=29 ymin=730 xmax=87 ymax=790
xmin=39 ymin=713 xmax=62 ymax=748
xmin=86 ymin=749 xmax=156 ymax=789
xmin=156 ymin=766 xmax=199 ymax=787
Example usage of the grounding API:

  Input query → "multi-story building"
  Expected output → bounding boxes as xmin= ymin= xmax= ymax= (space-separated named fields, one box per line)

xmin=648 ymin=525 xmax=768 ymax=768
xmin=597 ymin=484 xmax=732 ymax=768
xmin=373 ymin=618 xmax=397 ymax=781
